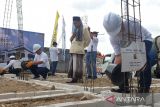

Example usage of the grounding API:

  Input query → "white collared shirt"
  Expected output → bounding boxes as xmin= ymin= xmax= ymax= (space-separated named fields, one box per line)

xmin=34 ymin=52 xmax=50 ymax=69
xmin=87 ymin=36 xmax=98 ymax=52
xmin=4 ymin=60 xmax=16 ymax=69
xmin=49 ymin=47 xmax=59 ymax=61
xmin=109 ymin=19 xmax=152 ymax=55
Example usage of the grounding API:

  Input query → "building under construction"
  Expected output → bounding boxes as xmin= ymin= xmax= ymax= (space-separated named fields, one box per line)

xmin=0 ymin=27 xmax=44 ymax=62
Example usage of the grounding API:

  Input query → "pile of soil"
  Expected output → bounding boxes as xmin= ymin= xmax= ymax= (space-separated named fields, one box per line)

xmin=0 ymin=77 xmax=51 ymax=94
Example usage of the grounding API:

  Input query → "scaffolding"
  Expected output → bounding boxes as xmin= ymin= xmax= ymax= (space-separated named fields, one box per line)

xmin=16 ymin=0 xmax=24 ymax=47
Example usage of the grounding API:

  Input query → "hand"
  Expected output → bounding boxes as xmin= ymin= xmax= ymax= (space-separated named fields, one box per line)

xmin=114 ymin=54 xmax=121 ymax=64
xmin=26 ymin=61 xmax=34 ymax=68
xmin=70 ymin=34 xmax=75 ymax=42
xmin=0 ymin=67 xmax=6 ymax=74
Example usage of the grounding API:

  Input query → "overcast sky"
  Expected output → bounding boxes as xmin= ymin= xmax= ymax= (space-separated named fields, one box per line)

xmin=0 ymin=0 xmax=160 ymax=54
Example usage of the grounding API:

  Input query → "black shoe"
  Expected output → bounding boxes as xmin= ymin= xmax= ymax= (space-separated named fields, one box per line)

xmin=66 ymin=79 xmax=77 ymax=83
xmin=42 ymin=77 xmax=47 ymax=81
xmin=93 ymin=76 xmax=97 ymax=79
xmin=32 ymin=76 xmax=40 ymax=79
xmin=87 ymin=76 xmax=92 ymax=79
xmin=111 ymin=88 xmax=130 ymax=93
xmin=43 ymin=76 xmax=47 ymax=80
xmin=87 ymin=76 xmax=97 ymax=79
xmin=52 ymin=74 xmax=56 ymax=76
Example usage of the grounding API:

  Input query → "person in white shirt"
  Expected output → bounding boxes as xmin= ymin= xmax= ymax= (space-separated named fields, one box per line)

xmin=103 ymin=12 xmax=153 ymax=93
xmin=26 ymin=44 xmax=50 ymax=80
xmin=49 ymin=42 xmax=59 ymax=76
xmin=0 ymin=55 xmax=21 ymax=76
xmin=86 ymin=31 xmax=99 ymax=79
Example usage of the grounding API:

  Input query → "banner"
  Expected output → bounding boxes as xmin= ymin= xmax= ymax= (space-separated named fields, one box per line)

xmin=51 ymin=11 xmax=60 ymax=47
xmin=0 ymin=27 xmax=44 ymax=52
xmin=61 ymin=16 xmax=66 ymax=61
xmin=121 ymin=41 xmax=146 ymax=72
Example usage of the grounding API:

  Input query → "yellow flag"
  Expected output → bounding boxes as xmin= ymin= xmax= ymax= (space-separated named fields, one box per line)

xmin=51 ymin=11 xmax=60 ymax=47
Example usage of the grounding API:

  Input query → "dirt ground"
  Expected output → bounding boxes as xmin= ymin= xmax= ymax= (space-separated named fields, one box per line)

xmin=0 ymin=73 xmax=160 ymax=107
xmin=0 ymin=94 xmax=96 ymax=107
xmin=0 ymin=77 xmax=51 ymax=94
xmin=1 ymin=72 xmax=160 ymax=94
xmin=47 ymin=73 xmax=114 ymax=87
xmin=46 ymin=73 xmax=160 ymax=93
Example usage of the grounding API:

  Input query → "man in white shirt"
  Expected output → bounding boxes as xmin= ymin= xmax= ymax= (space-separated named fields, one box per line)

xmin=86 ymin=31 xmax=99 ymax=79
xmin=49 ymin=42 xmax=59 ymax=76
xmin=103 ymin=12 xmax=153 ymax=93
xmin=26 ymin=44 xmax=50 ymax=80
xmin=0 ymin=55 xmax=21 ymax=76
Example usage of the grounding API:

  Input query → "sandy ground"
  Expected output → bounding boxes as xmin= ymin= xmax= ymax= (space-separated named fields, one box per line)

xmin=0 ymin=77 xmax=95 ymax=107
xmin=0 ymin=73 xmax=160 ymax=107
xmin=0 ymin=77 xmax=51 ymax=94
xmin=1 ymin=72 xmax=160 ymax=94
xmin=46 ymin=73 xmax=160 ymax=93
xmin=0 ymin=94 xmax=96 ymax=107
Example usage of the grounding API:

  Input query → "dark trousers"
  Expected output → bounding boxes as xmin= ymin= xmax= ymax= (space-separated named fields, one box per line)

xmin=50 ymin=61 xmax=58 ymax=75
xmin=30 ymin=65 xmax=49 ymax=79
xmin=9 ymin=68 xmax=21 ymax=76
xmin=86 ymin=51 xmax=97 ymax=77
xmin=119 ymin=72 xmax=129 ymax=90
xmin=139 ymin=40 xmax=152 ymax=90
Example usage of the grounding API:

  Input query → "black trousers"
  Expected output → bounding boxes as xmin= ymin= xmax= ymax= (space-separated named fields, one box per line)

xmin=119 ymin=72 xmax=129 ymax=90
xmin=9 ymin=68 xmax=21 ymax=76
xmin=30 ymin=65 xmax=49 ymax=78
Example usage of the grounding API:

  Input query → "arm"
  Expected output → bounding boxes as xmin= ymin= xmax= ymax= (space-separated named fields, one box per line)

xmin=70 ymin=33 xmax=76 ymax=42
xmin=33 ymin=61 xmax=44 ymax=65
xmin=109 ymin=37 xmax=121 ymax=64
xmin=83 ymin=27 xmax=91 ymax=48
xmin=109 ymin=37 xmax=121 ymax=55
xmin=33 ymin=54 xmax=44 ymax=65
xmin=4 ymin=60 xmax=14 ymax=70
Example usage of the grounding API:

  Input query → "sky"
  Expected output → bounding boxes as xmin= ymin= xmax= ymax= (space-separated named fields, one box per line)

xmin=0 ymin=0 xmax=160 ymax=54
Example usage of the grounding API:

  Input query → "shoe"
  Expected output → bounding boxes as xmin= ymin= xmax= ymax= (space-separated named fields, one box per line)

xmin=42 ymin=78 xmax=47 ymax=81
xmin=111 ymin=88 xmax=130 ymax=93
xmin=87 ymin=76 xmax=97 ymax=79
xmin=66 ymin=79 xmax=77 ymax=83
xmin=93 ymin=76 xmax=97 ymax=79
xmin=32 ymin=76 xmax=40 ymax=79
xmin=87 ymin=76 xmax=92 ymax=79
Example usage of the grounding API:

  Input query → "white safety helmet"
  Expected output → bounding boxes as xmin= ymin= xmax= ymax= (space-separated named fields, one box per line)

xmin=33 ymin=44 xmax=41 ymax=53
xmin=9 ymin=55 xmax=15 ymax=59
xmin=103 ymin=12 xmax=122 ymax=37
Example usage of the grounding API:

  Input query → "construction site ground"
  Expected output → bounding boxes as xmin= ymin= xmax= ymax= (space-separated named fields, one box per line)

xmin=0 ymin=75 xmax=100 ymax=107
xmin=1 ymin=72 xmax=160 ymax=106
xmin=0 ymin=93 xmax=96 ymax=107
xmin=2 ymin=72 xmax=160 ymax=93
xmin=47 ymin=73 xmax=160 ymax=93
xmin=0 ymin=77 xmax=51 ymax=94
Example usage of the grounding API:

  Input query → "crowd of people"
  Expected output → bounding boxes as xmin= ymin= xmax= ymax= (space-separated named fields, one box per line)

xmin=0 ymin=12 xmax=155 ymax=94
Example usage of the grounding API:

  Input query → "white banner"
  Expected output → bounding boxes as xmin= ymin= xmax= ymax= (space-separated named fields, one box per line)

xmin=121 ymin=41 xmax=146 ymax=72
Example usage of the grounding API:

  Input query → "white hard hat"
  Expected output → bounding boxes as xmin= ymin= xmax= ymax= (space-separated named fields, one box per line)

xmin=103 ymin=12 xmax=122 ymax=37
xmin=9 ymin=55 xmax=15 ymax=59
xmin=33 ymin=44 xmax=41 ymax=53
